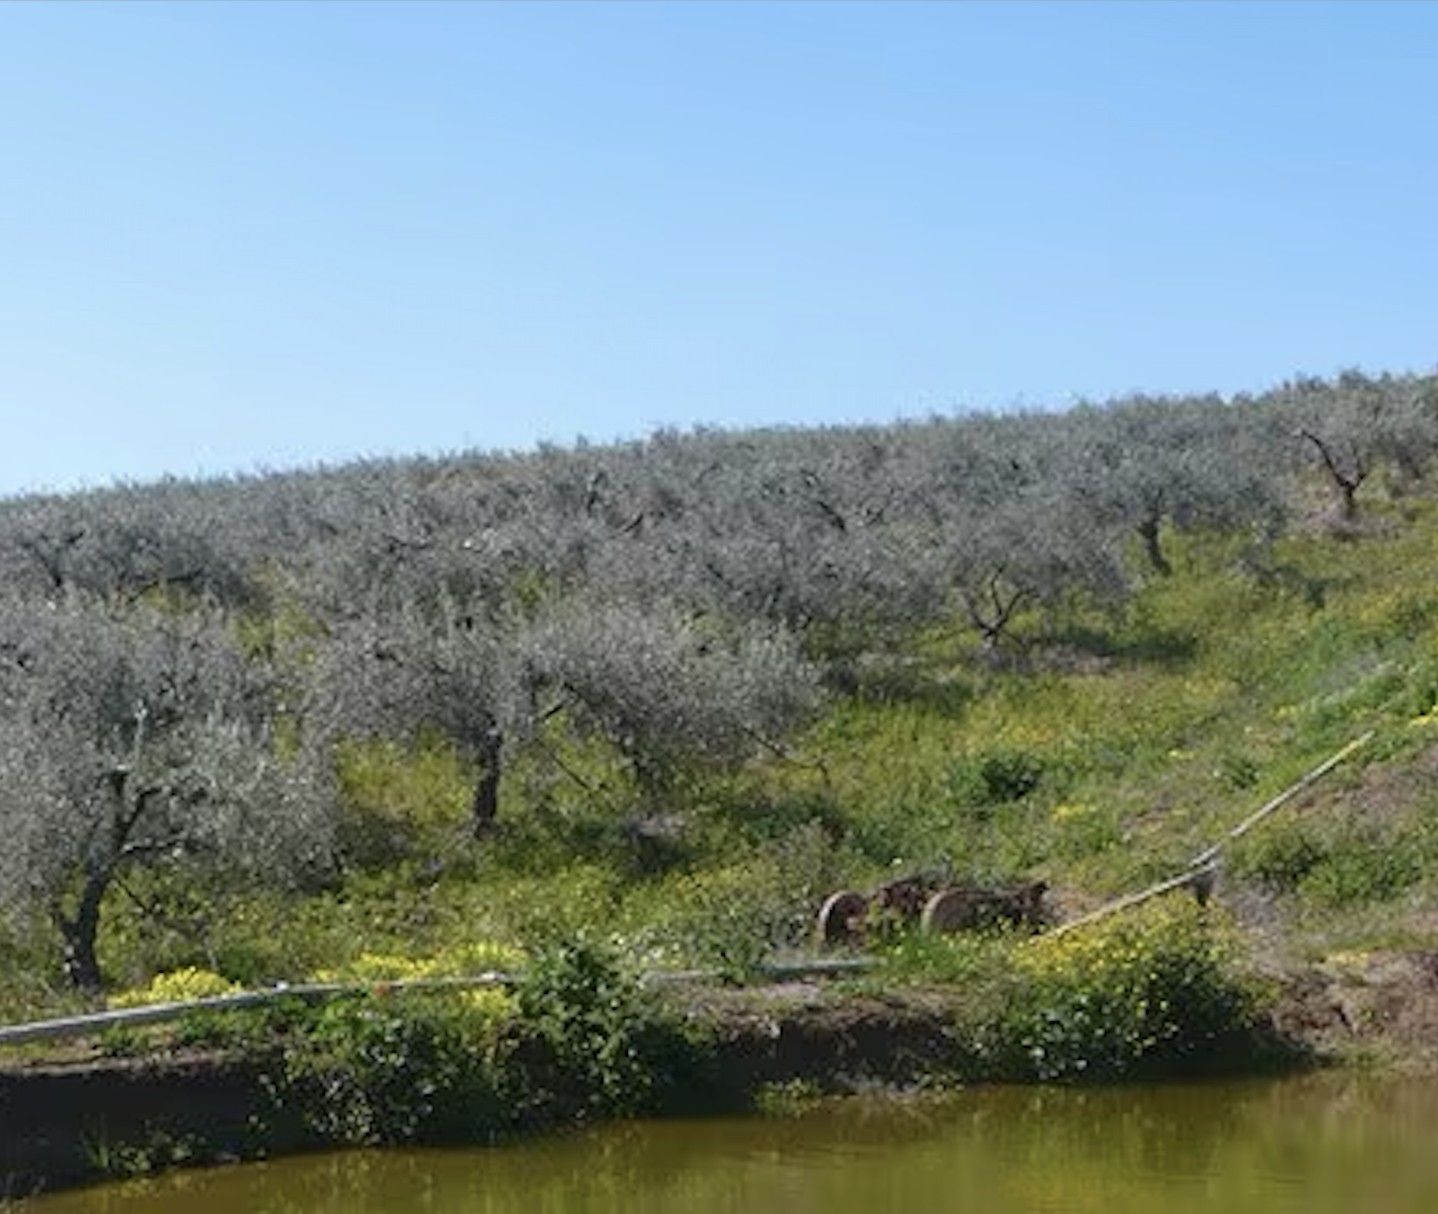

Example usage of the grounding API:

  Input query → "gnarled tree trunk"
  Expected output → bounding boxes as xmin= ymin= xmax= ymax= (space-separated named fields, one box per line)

xmin=1137 ymin=514 xmax=1171 ymax=576
xmin=469 ymin=726 xmax=503 ymax=838
xmin=54 ymin=869 xmax=108 ymax=993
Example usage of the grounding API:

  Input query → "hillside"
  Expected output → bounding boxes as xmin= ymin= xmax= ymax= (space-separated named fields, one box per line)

xmin=2 ymin=370 xmax=1438 ymax=1044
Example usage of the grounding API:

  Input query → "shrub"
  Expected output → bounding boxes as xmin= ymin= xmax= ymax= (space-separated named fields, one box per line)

xmin=1229 ymin=822 xmax=1327 ymax=891
xmin=272 ymin=992 xmax=509 ymax=1145
xmin=258 ymin=938 xmax=719 ymax=1150
xmin=1216 ymin=750 xmax=1260 ymax=791
xmin=1300 ymin=838 xmax=1423 ymax=908
xmin=312 ymin=941 xmax=525 ymax=983
xmin=110 ymin=966 xmax=240 ymax=1008
xmin=947 ymin=748 xmax=1048 ymax=808
xmin=510 ymin=938 xmax=714 ymax=1121
xmin=984 ymin=897 xmax=1257 ymax=1081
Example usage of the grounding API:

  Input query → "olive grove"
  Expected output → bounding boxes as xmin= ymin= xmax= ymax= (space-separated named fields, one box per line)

xmin=0 ymin=369 xmax=1435 ymax=988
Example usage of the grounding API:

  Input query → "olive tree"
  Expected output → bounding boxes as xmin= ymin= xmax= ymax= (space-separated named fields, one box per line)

xmin=1270 ymin=371 xmax=1438 ymax=520
xmin=887 ymin=414 xmax=1125 ymax=649
xmin=630 ymin=426 xmax=950 ymax=640
xmin=307 ymin=604 xmax=519 ymax=838
xmin=0 ymin=483 xmax=256 ymax=607
xmin=948 ymin=488 xmax=1129 ymax=649
xmin=517 ymin=599 xmax=822 ymax=802
xmin=0 ymin=601 xmax=331 ymax=990
xmin=1056 ymin=396 xmax=1284 ymax=575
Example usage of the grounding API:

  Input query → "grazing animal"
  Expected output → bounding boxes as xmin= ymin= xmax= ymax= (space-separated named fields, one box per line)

xmin=919 ymin=881 xmax=1049 ymax=935
xmin=816 ymin=873 xmax=1048 ymax=945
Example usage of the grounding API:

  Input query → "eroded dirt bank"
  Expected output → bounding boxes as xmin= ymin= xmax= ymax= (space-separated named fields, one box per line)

xmin=0 ymin=1053 xmax=267 ymax=1199
xmin=0 ymin=989 xmax=966 ymax=1200
xmin=1271 ymin=951 xmax=1438 ymax=1070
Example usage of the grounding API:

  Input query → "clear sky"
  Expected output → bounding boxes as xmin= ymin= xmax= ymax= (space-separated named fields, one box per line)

xmin=2 ymin=1 xmax=1435 ymax=495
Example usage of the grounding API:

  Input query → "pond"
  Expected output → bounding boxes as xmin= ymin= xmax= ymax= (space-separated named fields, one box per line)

xmin=25 ymin=1073 xmax=1438 ymax=1213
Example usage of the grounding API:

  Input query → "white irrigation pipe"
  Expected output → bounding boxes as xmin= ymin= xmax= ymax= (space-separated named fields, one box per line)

xmin=1186 ymin=731 xmax=1375 ymax=870
xmin=1048 ymin=730 xmax=1374 ymax=940
xmin=0 ymin=959 xmax=874 ymax=1048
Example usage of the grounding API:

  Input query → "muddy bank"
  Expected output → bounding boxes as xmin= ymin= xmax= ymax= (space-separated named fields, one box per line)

xmin=0 ymin=1053 xmax=268 ymax=1199
xmin=1272 ymin=950 xmax=1438 ymax=1070
xmin=691 ymin=984 xmax=970 ymax=1090
xmin=0 ymin=988 xmax=965 ymax=1199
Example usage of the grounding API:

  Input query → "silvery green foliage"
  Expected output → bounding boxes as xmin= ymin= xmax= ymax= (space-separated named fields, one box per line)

xmin=2 ymin=370 xmax=1435 ymax=679
xmin=963 ymin=493 xmax=1126 ymax=644
xmin=0 ymin=480 xmax=257 ymax=607
xmin=314 ymin=606 xmax=516 ymax=740
xmin=307 ymin=600 xmax=520 ymax=835
xmin=1055 ymin=396 xmax=1286 ymax=573
xmin=1265 ymin=370 xmax=1438 ymax=518
xmin=0 ymin=599 xmax=331 ymax=987
xmin=280 ymin=462 xmax=536 ymax=625
xmin=518 ymin=599 xmax=821 ymax=795
xmin=607 ymin=427 xmax=946 ymax=633
xmin=884 ymin=414 xmax=1127 ymax=645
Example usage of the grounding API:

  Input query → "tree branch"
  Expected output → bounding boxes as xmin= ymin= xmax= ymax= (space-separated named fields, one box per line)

xmin=1300 ymin=428 xmax=1364 ymax=491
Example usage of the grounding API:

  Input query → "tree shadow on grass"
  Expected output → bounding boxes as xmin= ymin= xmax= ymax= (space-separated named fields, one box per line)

xmin=824 ymin=657 xmax=976 ymax=720
xmin=1023 ymin=623 xmax=1199 ymax=672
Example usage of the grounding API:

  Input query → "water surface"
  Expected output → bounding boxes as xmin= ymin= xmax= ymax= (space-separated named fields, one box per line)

xmin=28 ymin=1073 xmax=1438 ymax=1213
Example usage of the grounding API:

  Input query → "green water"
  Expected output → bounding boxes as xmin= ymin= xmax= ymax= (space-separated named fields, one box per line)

xmin=27 ymin=1074 xmax=1438 ymax=1213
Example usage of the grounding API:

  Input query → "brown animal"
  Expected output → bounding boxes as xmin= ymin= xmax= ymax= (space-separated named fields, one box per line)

xmin=815 ymin=890 xmax=869 ymax=946
xmin=816 ymin=874 xmax=1048 ymax=946
xmin=869 ymin=872 xmax=948 ymax=921
xmin=920 ymin=881 xmax=1048 ymax=935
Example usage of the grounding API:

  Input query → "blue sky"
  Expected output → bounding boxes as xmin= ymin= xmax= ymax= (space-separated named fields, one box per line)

xmin=2 ymin=1 xmax=1436 ymax=495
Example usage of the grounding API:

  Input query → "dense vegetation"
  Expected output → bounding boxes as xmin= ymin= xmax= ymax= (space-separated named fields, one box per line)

xmin=76 ymin=918 xmax=1268 ymax=1179
xmin=2 ymin=366 xmax=1438 ymax=1037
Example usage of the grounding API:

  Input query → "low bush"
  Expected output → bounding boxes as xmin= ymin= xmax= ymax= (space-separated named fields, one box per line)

xmin=258 ymin=938 xmax=717 ymax=1149
xmin=272 ymin=992 xmax=509 ymax=1144
xmin=979 ymin=897 xmax=1259 ymax=1081
xmin=509 ymin=938 xmax=717 ymax=1122
xmin=1229 ymin=822 xmax=1327 ymax=892
xmin=311 ymin=940 xmax=525 ymax=984
xmin=1232 ymin=821 xmax=1426 ymax=909
xmin=511 ymin=938 xmax=657 ymax=1120
xmin=947 ymin=748 xmax=1049 ymax=809
xmin=1300 ymin=838 xmax=1423 ymax=908
xmin=110 ymin=966 xmax=240 ymax=1008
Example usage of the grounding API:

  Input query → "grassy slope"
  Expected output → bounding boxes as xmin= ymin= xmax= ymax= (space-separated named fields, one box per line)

xmin=7 ymin=494 xmax=1438 ymax=1021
